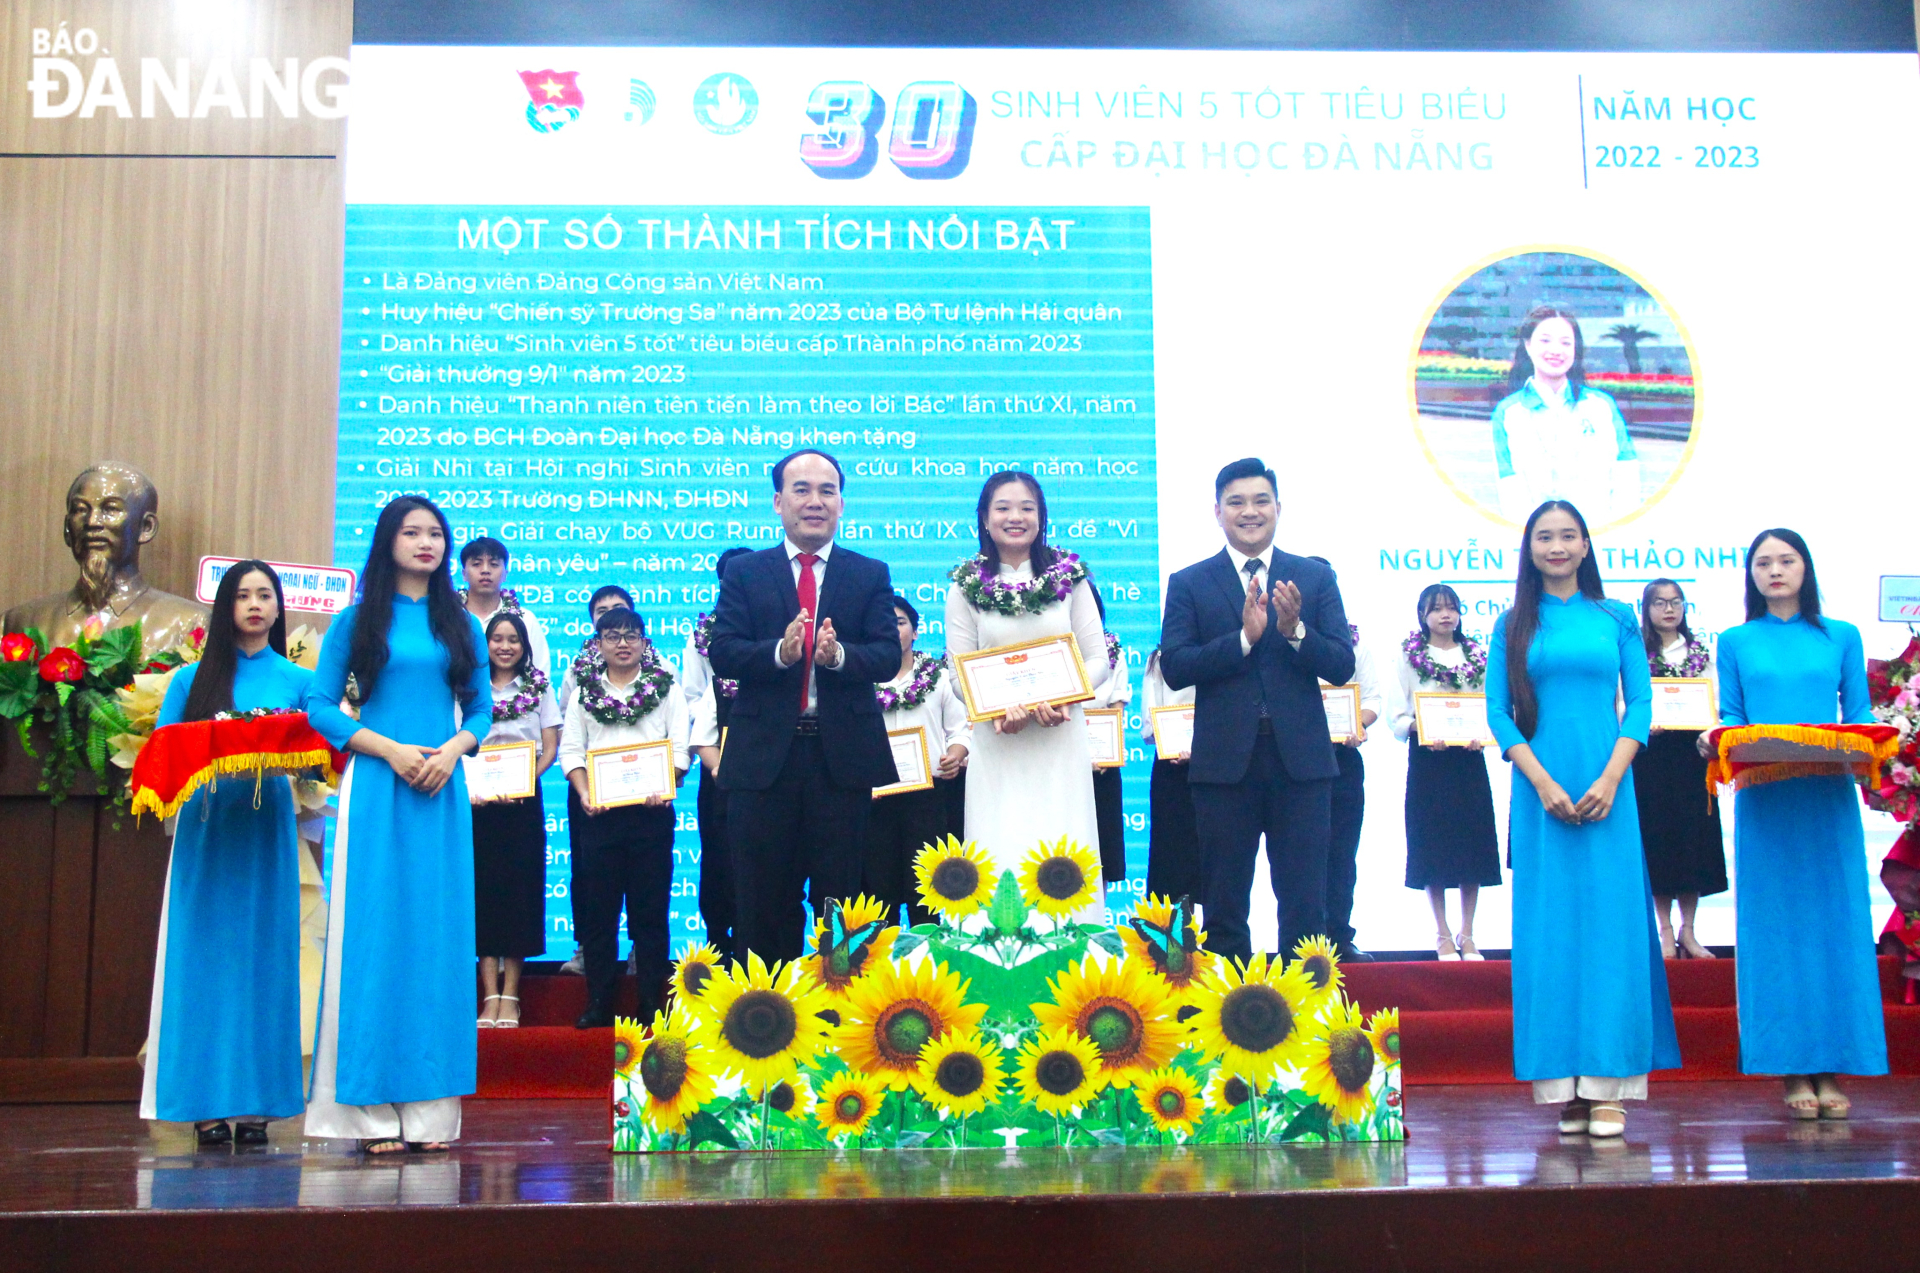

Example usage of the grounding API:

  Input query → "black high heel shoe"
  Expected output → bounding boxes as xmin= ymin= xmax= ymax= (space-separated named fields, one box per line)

xmin=195 ymin=1120 xmax=233 ymax=1149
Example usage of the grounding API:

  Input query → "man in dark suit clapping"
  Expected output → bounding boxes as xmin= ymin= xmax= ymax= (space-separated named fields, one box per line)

xmin=708 ymin=449 xmax=902 ymax=961
xmin=1160 ymin=458 xmax=1354 ymax=963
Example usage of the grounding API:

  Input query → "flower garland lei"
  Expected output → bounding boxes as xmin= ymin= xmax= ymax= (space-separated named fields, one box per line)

xmin=949 ymin=551 xmax=1088 ymax=617
xmin=490 ymin=666 xmax=551 ymax=723
xmin=1402 ymin=629 xmax=1487 ymax=690
xmin=577 ymin=646 xmax=675 ymax=725
xmin=1651 ymin=638 xmax=1711 ymax=679
xmin=876 ymin=651 xmax=942 ymax=712
xmin=1104 ymin=631 xmax=1122 ymax=669
xmin=461 ymin=587 xmax=526 ymax=617
xmin=691 ymin=612 xmax=738 ymax=699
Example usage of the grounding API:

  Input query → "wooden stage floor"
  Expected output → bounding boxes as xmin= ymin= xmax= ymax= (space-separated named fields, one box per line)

xmin=4 ymin=1081 xmax=1917 ymax=1271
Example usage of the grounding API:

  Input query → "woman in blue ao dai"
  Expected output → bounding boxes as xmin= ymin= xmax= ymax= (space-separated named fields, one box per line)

xmin=140 ymin=562 xmax=312 ymax=1148
xmin=1487 ymin=501 xmax=1679 ymax=1140
xmin=1715 ymin=528 xmax=1887 ymax=1120
xmin=303 ymin=497 xmax=492 ymax=1154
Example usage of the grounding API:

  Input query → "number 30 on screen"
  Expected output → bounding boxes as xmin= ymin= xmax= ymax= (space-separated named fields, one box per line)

xmin=799 ymin=81 xmax=978 ymax=180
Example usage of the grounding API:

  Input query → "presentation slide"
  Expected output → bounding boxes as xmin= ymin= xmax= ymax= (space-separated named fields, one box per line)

xmin=336 ymin=45 xmax=1917 ymax=958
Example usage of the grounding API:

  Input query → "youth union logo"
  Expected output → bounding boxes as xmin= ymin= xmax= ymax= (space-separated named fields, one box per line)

xmin=625 ymin=79 xmax=655 ymax=124
xmin=693 ymin=72 xmax=757 ymax=134
xmin=518 ymin=68 xmax=582 ymax=132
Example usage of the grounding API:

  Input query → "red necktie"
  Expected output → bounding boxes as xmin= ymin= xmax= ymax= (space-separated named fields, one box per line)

xmin=796 ymin=552 xmax=819 ymax=711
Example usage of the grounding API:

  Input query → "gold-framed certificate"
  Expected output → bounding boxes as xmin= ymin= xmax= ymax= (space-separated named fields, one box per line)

xmin=1150 ymin=705 xmax=1195 ymax=760
xmin=1321 ymin=683 xmax=1363 ymax=743
xmin=464 ymin=740 xmax=538 ymax=801
xmin=874 ymin=726 xmax=934 ymax=799
xmin=1414 ymin=692 xmax=1495 ymax=747
xmin=1650 ymin=677 xmax=1718 ymax=731
xmin=584 ymin=740 xmax=676 ymax=808
xmin=954 ymin=633 xmax=1095 ymax=722
xmin=1084 ymin=708 xmax=1125 ymax=768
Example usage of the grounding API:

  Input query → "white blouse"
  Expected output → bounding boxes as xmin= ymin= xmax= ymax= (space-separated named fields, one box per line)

xmin=942 ymin=560 xmax=1111 ymax=692
xmin=1138 ymin=651 xmax=1194 ymax=744
xmin=558 ymin=672 xmax=692 ymax=776
xmin=1089 ymin=641 xmax=1134 ymax=710
xmin=479 ymin=679 xmax=561 ymax=747
xmin=1320 ymin=641 xmax=1386 ymax=729
xmin=1391 ymin=641 xmax=1476 ymax=741
xmin=880 ymin=659 xmax=974 ymax=755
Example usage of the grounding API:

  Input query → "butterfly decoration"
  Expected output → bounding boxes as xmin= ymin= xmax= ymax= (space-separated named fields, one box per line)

xmin=819 ymin=899 xmax=887 ymax=982
xmin=1128 ymin=894 xmax=1201 ymax=978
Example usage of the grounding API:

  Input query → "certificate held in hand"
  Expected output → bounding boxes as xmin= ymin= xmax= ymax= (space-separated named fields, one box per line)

xmin=464 ymin=740 xmax=538 ymax=801
xmin=1321 ymin=683 xmax=1362 ymax=743
xmin=954 ymin=633 xmax=1094 ymax=722
xmin=1414 ymin=691 xmax=1495 ymax=747
xmin=1084 ymin=708 xmax=1124 ymax=768
xmin=585 ymin=740 xmax=676 ymax=808
xmin=874 ymin=726 xmax=934 ymax=799
xmin=1649 ymin=677 xmax=1718 ymax=731
xmin=1150 ymin=705 xmax=1195 ymax=760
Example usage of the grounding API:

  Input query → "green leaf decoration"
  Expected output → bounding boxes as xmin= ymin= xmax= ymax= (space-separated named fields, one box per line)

xmin=0 ymin=663 xmax=37 ymax=717
xmin=988 ymin=869 xmax=1025 ymax=936
xmin=683 ymin=1109 xmax=739 ymax=1150
xmin=1279 ymin=1099 xmax=1333 ymax=1142
xmin=890 ymin=931 xmax=927 ymax=961
xmin=1088 ymin=929 xmax=1126 ymax=957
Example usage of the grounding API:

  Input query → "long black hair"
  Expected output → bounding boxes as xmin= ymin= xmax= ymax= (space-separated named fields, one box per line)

xmin=182 ymin=560 xmax=287 ymax=722
xmin=1415 ymin=584 xmax=1465 ymax=641
xmin=1507 ymin=304 xmax=1588 ymax=399
xmin=349 ymin=495 xmax=479 ymax=704
xmin=975 ymin=470 xmax=1057 ymax=576
xmin=485 ymin=610 xmax=533 ymax=679
xmin=1504 ymin=500 xmax=1609 ymax=740
xmin=1639 ymin=578 xmax=1696 ymax=657
xmin=1743 ymin=527 xmax=1825 ymax=630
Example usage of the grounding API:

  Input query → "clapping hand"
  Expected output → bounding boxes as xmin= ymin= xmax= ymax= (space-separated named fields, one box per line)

xmin=814 ymin=617 xmax=840 ymax=668
xmin=1241 ymin=579 xmax=1269 ymax=647
xmin=779 ymin=607 xmax=811 ymax=665
xmin=1270 ymin=579 xmax=1303 ymax=634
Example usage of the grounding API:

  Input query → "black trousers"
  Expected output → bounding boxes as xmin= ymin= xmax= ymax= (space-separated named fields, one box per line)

xmin=1326 ymin=745 xmax=1366 ymax=947
xmin=1146 ymin=759 xmax=1202 ymax=904
xmin=728 ymin=732 xmax=869 ymax=962
xmin=1093 ymin=766 xmax=1126 ymax=882
xmin=1188 ymin=732 xmax=1332 ymax=963
xmin=695 ymin=766 xmax=737 ymax=964
xmin=938 ymin=772 xmax=966 ymax=841
xmin=570 ymin=793 xmax=674 ymax=1016
xmin=861 ymin=786 xmax=944 ymax=927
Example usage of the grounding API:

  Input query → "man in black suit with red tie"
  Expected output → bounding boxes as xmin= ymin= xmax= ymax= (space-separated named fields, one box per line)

xmin=1160 ymin=458 xmax=1354 ymax=963
xmin=708 ymin=449 xmax=902 ymax=961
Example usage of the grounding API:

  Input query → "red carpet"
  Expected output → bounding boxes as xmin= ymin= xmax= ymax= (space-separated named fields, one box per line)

xmin=473 ymin=957 xmax=1920 ymax=1097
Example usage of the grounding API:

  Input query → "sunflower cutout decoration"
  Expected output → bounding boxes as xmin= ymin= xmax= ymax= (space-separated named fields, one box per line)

xmin=815 ymin=1071 xmax=886 ymax=1140
xmin=914 ymin=1030 xmax=1005 ymax=1118
xmin=760 ymin=1076 xmax=815 ymax=1121
xmin=1121 ymin=893 xmax=1217 ymax=1005
xmin=1018 ymin=836 xmax=1101 ymax=917
xmin=1365 ymin=1006 xmax=1401 ymax=1068
xmin=670 ymin=943 xmax=723 ymax=1018
xmin=1134 ymin=1066 xmax=1203 ymax=1136
xmin=1032 ymin=954 xmax=1181 ymax=1087
xmin=635 ymin=1008 xmax=718 ymax=1134
xmin=807 ymin=895 xmax=897 ymax=1003
xmin=836 ymin=958 xmax=987 ymax=1089
xmin=1206 ymin=1067 xmax=1258 ymax=1115
xmin=613 ymin=1015 xmax=649 ymax=1077
xmin=1187 ymin=953 xmax=1318 ymax=1082
xmin=1288 ymin=934 xmax=1343 ymax=1006
xmin=694 ymin=952 xmax=833 ymax=1089
xmin=1015 ymin=1028 xmax=1104 ymax=1115
xmin=1299 ymin=996 xmax=1377 ymax=1123
xmin=913 ymin=836 xmax=996 ymax=920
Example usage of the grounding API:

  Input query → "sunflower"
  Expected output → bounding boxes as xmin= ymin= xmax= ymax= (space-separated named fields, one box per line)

xmin=1018 ymin=837 xmax=1101 ymax=917
xmin=635 ymin=1008 xmax=718 ymax=1134
xmin=1288 ymin=934 xmax=1343 ymax=1006
xmin=693 ymin=952 xmax=833 ymax=1089
xmin=670 ymin=943 xmax=723 ymax=1017
xmin=1032 ymin=955 xmax=1181 ymax=1087
xmin=759 ymin=1076 xmax=815 ymax=1120
xmin=1014 ymin=1029 xmax=1103 ymax=1115
xmin=1186 ymin=954 xmax=1318 ymax=1082
xmin=1298 ymin=996 xmax=1377 ymax=1123
xmin=914 ymin=1031 xmax=1005 ymax=1118
xmin=613 ymin=1015 xmax=649 ymax=1077
xmin=836 ymin=958 xmax=987 ymax=1089
xmin=1365 ymin=1006 xmax=1401 ymax=1067
xmin=1134 ymin=1066 xmax=1203 ymax=1136
xmin=806 ymin=895 xmax=898 ymax=1002
xmin=814 ymin=1071 xmax=886 ymax=1140
xmin=913 ymin=836 xmax=997 ymax=920
xmin=1206 ymin=1067 xmax=1258 ymax=1114
xmin=1120 ymin=894 xmax=1218 ymax=1005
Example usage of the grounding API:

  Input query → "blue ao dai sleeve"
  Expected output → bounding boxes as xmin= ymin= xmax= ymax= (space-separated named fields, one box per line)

xmin=1839 ymin=623 xmax=1873 ymax=725
xmin=1485 ymin=613 xmax=1525 ymax=758
xmin=1717 ymin=631 xmax=1747 ymax=728
xmin=303 ymin=608 xmax=362 ymax=749
xmin=1615 ymin=603 xmax=1652 ymax=746
xmin=456 ymin=615 xmax=494 ymax=744
xmin=156 ymin=663 xmax=197 ymax=729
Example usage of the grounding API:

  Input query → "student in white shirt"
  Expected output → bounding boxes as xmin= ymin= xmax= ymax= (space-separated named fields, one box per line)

xmin=556 ymin=583 xmax=637 ymax=977
xmin=471 ymin=611 xmax=561 ymax=1028
xmin=863 ymin=597 xmax=971 ymax=924
xmin=459 ymin=537 xmax=551 ymax=678
xmin=1140 ymin=647 xmax=1199 ymax=902
xmin=558 ymin=607 xmax=689 ymax=1028
xmin=1087 ymin=588 xmax=1134 ymax=885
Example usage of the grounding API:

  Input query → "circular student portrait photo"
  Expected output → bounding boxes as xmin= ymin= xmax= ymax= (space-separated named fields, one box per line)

xmin=1408 ymin=248 xmax=1699 ymax=532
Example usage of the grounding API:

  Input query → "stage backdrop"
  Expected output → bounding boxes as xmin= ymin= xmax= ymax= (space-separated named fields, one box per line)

xmin=336 ymin=41 xmax=1919 ymax=959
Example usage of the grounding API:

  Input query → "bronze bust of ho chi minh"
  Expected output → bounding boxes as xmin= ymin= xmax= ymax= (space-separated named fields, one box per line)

xmin=3 ymin=462 xmax=209 ymax=656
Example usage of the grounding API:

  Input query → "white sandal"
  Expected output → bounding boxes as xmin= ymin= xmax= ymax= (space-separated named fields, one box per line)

xmin=1436 ymin=933 xmax=1459 ymax=961
xmin=478 ymin=994 xmax=503 ymax=1028
xmin=1458 ymin=936 xmax=1486 ymax=962
xmin=1587 ymin=1102 xmax=1626 ymax=1138
xmin=494 ymin=995 xmax=521 ymax=1029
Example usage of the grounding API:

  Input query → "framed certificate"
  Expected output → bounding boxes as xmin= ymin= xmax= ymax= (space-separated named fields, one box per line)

xmin=953 ymin=633 xmax=1095 ymax=722
xmin=1151 ymin=705 xmax=1195 ymax=760
xmin=1321 ymin=683 xmax=1363 ymax=743
xmin=464 ymin=740 xmax=537 ymax=801
xmin=585 ymin=740 xmax=676 ymax=808
xmin=1413 ymin=692 xmax=1495 ymax=747
xmin=1084 ymin=708 xmax=1125 ymax=768
xmin=874 ymin=726 xmax=934 ymax=799
xmin=1650 ymin=677 xmax=1718 ymax=731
